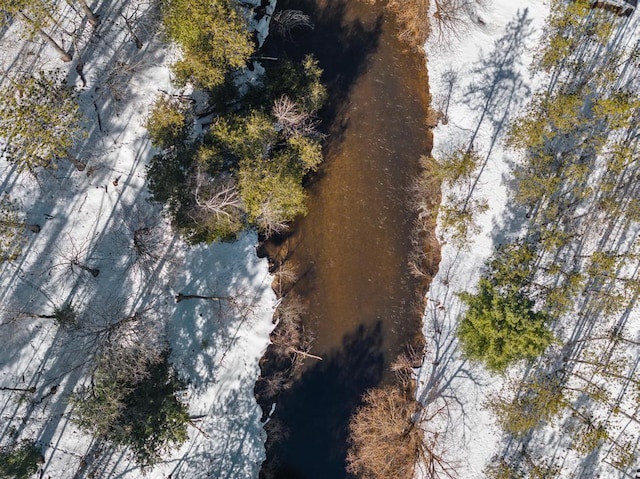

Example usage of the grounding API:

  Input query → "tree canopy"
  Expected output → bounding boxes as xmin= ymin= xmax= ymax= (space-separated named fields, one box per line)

xmin=0 ymin=71 xmax=82 ymax=172
xmin=160 ymin=0 xmax=254 ymax=90
xmin=457 ymin=278 xmax=554 ymax=373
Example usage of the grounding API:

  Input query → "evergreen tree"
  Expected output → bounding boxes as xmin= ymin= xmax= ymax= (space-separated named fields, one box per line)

xmin=160 ymin=0 xmax=254 ymax=90
xmin=144 ymin=95 xmax=192 ymax=150
xmin=72 ymin=350 xmax=189 ymax=468
xmin=0 ymin=440 xmax=43 ymax=479
xmin=0 ymin=70 xmax=83 ymax=172
xmin=457 ymin=278 xmax=554 ymax=373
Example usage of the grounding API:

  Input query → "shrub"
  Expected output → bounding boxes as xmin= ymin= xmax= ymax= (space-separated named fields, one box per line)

xmin=346 ymin=386 xmax=424 ymax=479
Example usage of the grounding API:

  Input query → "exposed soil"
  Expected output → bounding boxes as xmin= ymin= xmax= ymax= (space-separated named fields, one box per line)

xmin=255 ymin=1 xmax=439 ymax=478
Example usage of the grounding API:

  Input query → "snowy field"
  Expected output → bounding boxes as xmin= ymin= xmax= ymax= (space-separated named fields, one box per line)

xmin=0 ymin=1 xmax=276 ymax=478
xmin=417 ymin=0 xmax=640 ymax=478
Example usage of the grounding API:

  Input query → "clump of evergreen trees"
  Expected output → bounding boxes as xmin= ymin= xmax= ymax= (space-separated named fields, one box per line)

xmin=144 ymin=1 xmax=326 ymax=242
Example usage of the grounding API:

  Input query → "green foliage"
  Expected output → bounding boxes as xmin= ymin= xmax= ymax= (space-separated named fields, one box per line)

xmin=572 ymin=420 xmax=609 ymax=454
xmin=287 ymin=134 xmax=323 ymax=172
xmin=484 ymin=458 xmax=522 ymax=479
xmin=0 ymin=71 xmax=82 ymax=172
xmin=0 ymin=0 xmax=55 ymax=30
xmin=534 ymin=0 xmax=591 ymax=72
xmin=437 ymin=146 xmax=481 ymax=185
xmin=205 ymin=110 xmax=316 ymax=234
xmin=489 ymin=240 xmax=537 ymax=292
xmin=146 ymin=149 xmax=191 ymax=213
xmin=208 ymin=112 xmax=278 ymax=163
xmin=257 ymin=55 xmax=327 ymax=113
xmin=436 ymin=145 xmax=488 ymax=248
xmin=0 ymin=439 xmax=43 ymax=479
xmin=145 ymin=96 xmax=192 ymax=150
xmin=592 ymin=91 xmax=640 ymax=130
xmin=489 ymin=376 xmax=565 ymax=435
xmin=457 ymin=278 xmax=554 ymax=373
xmin=160 ymin=0 xmax=254 ymax=90
xmin=439 ymin=195 xmax=488 ymax=247
xmin=238 ymin=156 xmax=307 ymax=233
xmin=72 ymin=351 xmax=189 ymax=468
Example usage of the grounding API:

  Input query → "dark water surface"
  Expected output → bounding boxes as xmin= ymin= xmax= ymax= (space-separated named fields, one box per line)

xmin=257 ymin=1 xmax=433 ymax=477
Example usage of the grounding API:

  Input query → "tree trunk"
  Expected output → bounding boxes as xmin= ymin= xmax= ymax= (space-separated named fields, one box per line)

xmin=71 ymin=260 xmax=100 ymax=277
xmin=67 ymin=156 xmax=86 ymax=171
xmin=76 ymin=0 xmax=100 ymax=27
xmin=19 ymin=12 xmax=72 ymax=62
xmin=175 ymin=293 xmax=234 ymax=303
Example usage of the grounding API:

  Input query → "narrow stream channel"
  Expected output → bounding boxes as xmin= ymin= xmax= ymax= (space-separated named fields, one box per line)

xmin=257 ymin=1 xmax=434 ymax=478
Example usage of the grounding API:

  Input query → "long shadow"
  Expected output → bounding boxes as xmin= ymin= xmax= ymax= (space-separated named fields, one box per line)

xmin=260 ymin=322 xmax=385 ymax=479
xmin=473 ymin=9 xmax=640 ymax=477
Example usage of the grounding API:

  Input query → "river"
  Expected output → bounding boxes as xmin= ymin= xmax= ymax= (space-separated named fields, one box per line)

xmin=256 ymin=1 xmax=435 ymax=477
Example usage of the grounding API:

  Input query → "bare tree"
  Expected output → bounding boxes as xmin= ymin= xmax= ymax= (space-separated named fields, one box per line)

xmin=120 ymin=204 xmax=167 ymax=273
xmin=270 ymin=296 xmax=321 ymax=369
xmin=47 ymin=235 xmax=100 ymax=278
xmin=431 ymin=0 xmax=485 ymax=46
xmin=347 ymin=383 xmax=457 ymax=479
xmin=191 ymin=169 xmax=243 ymax=222
xmin=257 ymin=200 xmax=291 ymax=237
xmin=386 ymin=0 xmax=431 ymax=50
xmin=272 ymin=95 xmax=313 ymax=136
xmin=75 ymin=0 xmax=99 ymax=27
xmin=270 ymin=9 xmax=314 ymax=39
xmin=347 ymin=346 xmax=457 ymax=479
xmin=272 ymin=262 xmax=298 ymax=297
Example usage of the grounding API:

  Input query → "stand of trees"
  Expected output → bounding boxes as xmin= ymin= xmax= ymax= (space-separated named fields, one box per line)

xmin=146 ymin=54 xmax=326 ymax=242
xmin=456 ymin=0 xmax=640 ymax=475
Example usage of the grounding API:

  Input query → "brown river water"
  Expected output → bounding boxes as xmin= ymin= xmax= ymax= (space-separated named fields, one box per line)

xmin=256 ymin=1 xmax=436 ymax=477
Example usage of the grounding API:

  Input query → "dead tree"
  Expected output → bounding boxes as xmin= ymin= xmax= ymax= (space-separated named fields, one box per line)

xmin=272 ymin=95 xmax=316 ymax=137
xmin=175 ymin=293 xmax=235 ymax=303
xmin=191 ymin=170 xmax=243 ymax=222
xmin=270 ymin=9 xmax=314 ymax=38
xmin=48 ymin=236 xmax=100 ymax=278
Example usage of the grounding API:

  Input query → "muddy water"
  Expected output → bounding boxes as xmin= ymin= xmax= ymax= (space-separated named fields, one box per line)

xmin=257 ymin=1 xmax=434 ymax=478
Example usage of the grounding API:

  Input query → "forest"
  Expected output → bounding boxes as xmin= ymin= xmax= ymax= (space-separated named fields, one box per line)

xmin=1 ymin=0 xmax=639 ymax=478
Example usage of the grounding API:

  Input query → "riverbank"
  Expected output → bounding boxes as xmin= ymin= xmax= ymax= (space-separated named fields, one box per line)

xmin=255 ymin=1 xmax=438 ymax=477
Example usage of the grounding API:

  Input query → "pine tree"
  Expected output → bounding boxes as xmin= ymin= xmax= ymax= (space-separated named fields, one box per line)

xmin=457 ymin=278 xmax=554 ymax=373
xmin=72 ymin=350 xmax=189 ymax=468
xmin=0 ymin=70 xmax=83 ymax=172
xmin=160 ymin=0 xmax=254 ymax=90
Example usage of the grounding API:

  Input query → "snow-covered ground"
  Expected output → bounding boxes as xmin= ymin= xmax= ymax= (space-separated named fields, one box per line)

xmin=0 ymin=1 xmax=276 ymax=477
xmin=417 ymin=1 xmax=640 ymax=478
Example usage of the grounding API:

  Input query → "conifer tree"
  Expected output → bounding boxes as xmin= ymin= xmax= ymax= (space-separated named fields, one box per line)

xmin=160 ymin=0 xmax=254 ymax=90
xmin=457 ymin=278 xmax=554 ymax=372
xmin=0 ymin=70 xmax=83 ymax=172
